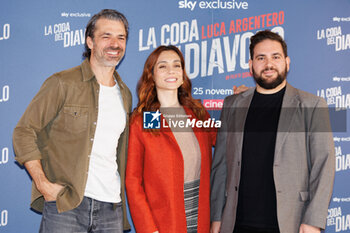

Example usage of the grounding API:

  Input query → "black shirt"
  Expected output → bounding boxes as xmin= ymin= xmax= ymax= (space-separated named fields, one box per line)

xmin=235 ymin=87 xmax=286 ymax=230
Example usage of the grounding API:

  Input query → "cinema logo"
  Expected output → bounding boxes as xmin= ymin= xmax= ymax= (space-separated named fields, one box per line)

xmin=178 ymin=0 xmax=248 ymax=11
xmin=143 ymin=110 xmax=221 ymax=129
xmin=44 ymin=22 xmax=85 ymax=48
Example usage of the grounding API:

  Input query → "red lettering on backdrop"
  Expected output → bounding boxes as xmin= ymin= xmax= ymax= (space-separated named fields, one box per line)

xmin=202 ymin=22 xmax=226 ymax=39
xmin=223 ymin=11 xmax=285 ymax=35
xmin=220 ymin=22 xmax=226 ymax=36
xmin=248 ymin=16 xmax=254 ymax=30
xmin=229 ymin=20 xmax=236 ymax=33
xmin=254 ymin=16 xmax=261 ymax=29
xmin=214 ymin=23 xmax=220 ymax=37
xmin=266 ymin=13 xmax=272 ymax=27
xmin=236 ymin=19 xmax=242 ymax=32
xmin=272 ymin=12 xmax=278 ymax=26
xmin=261 ymin=14 xmax=266 ymax=27
xmin=279 ymin=11 xmax=284 ymax=24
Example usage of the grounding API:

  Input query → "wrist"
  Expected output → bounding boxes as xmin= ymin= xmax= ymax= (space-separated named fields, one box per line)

xmin=35 ymin=174 xmax=51 ymax=194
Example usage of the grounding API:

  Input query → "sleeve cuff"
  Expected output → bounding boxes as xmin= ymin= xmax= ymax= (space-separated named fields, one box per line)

xmin=15 ymin=149 xmax=42 ymax=165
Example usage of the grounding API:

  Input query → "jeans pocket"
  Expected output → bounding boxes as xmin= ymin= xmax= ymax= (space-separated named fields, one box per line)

xmin=43 ymin=200 xmax=58 ymax=215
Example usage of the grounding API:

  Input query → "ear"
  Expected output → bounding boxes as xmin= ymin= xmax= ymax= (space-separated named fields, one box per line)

xmin=249 ymin=59 xmax=253 ymax=74
xmin=286 ymin=56 xmax=291 ymax=72
xmin=86 ymin=36 xmax=93 ymax=50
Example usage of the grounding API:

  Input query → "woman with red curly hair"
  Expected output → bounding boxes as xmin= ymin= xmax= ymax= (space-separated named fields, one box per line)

xmin=126 ymin=45 xmax=216 ymax=233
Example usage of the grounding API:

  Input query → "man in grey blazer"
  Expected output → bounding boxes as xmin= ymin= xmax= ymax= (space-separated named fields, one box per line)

xmin=210 ymin=30 xmax=335 ymax=233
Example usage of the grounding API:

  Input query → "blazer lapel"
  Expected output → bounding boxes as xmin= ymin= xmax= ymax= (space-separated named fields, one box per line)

xmin=274 ymin=83 xmax=300 ymax=161
xmin=228 ymin=88 xmax=255 ymax=156
xmin=232 ymin=89 xmax=255 ymax=132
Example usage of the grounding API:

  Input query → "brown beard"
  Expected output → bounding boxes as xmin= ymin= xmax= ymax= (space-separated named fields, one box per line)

xmin=252 ymin=67 xmax=288 ymax=89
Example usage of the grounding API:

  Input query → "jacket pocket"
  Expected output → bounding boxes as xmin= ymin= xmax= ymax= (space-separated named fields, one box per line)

xmin=299 ymin=191 xmax=310 ymax=202
xmin=63 ymin=105 xmax=89 ymax=134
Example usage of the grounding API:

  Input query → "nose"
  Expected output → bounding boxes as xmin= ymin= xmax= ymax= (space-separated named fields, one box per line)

xmin=168 ymin=67 xmax=176 ymax=73
xmin=110 ymin=38 xmax=121 ymax=48
xmin=265 ymin=57 xmax=274 ymax=68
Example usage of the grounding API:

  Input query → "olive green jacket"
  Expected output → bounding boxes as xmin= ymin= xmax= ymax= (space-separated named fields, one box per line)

xmin=13 ymin=59 xmax=132 ymax=230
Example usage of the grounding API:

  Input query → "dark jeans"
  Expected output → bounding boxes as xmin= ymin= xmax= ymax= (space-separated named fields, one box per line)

xmin=233 ymin=225 xmax=280 ymax=233
xmin=39 ymin=196 xmax=123 ymax=233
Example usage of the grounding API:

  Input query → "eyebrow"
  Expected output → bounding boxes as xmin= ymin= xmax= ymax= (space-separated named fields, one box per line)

xmin=255 ymin=52 xmax=283 ymax=58
xmin=156 ymin=59 xmax=181 ymax=64
xmin=100 ymin=32 xmax=126 ymax=37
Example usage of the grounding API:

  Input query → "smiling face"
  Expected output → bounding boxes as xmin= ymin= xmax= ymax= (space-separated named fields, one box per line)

xmin=153 ymin=50 xmax=184 ymax=92
xmin=87 ymin=18 xmax=126 ymax=68
xmin=249 ymin=39 xmax=290 ymax=93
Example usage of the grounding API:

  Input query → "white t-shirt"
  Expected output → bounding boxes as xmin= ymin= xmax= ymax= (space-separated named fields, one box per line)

xmin=84 ymin=83 xmax=126 ymax=203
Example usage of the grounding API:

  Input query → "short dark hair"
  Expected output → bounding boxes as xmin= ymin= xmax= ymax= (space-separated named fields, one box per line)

xmin=249 ymin=30 xmax=288 ymax=59
xmin=83 ymin=9 xmax=129 ymax=58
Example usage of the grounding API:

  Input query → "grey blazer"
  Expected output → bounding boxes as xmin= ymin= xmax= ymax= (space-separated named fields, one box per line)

xmin=210 ymin=83 xmax=335 ymax=233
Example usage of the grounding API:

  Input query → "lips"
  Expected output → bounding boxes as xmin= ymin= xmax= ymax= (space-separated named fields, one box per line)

xmin=164 ymin=78 xmax=178 ymax=82
xmin=105 ymin=47 xmax=123 ymax=57
xmin=263 ymin=70 xmax=276 ymax=76
xmin=106 ymin=51 xmax=120 ymax=58
xmin=107 ymin=51 xmax=119 ymax=55
xmin=262 ymin=68 xmax=277 ymax=77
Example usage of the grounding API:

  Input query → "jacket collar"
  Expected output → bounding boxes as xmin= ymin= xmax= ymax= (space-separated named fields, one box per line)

xmin=81 ymin=59 xmax=95 ymax=82
xmin=80 ymin=59 xmax=129 ymax=113
xmin=80 ymin=59 xmax=125 ymax=88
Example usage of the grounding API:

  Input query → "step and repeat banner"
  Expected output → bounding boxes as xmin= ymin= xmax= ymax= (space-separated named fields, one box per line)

xmin=0 ymin=0 xmax=349 ymax=232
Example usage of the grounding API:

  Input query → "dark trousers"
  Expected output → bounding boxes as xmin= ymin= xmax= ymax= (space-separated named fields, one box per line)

xmin=39 ymin=196 xmax=123 ymax=233
xmin=233 ymin=225 xmax=280 ymax=233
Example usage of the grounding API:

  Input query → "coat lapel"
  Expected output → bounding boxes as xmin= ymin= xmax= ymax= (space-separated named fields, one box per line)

xmin=229 ymin=88 xmax=255 ymax=156
xmin=274 ymin=83 xmax=300 ymax=161
xmin=232 ymin=89 xmax=255 ymax=132
xmin=160 ymin=108 xmax=206 ymax=156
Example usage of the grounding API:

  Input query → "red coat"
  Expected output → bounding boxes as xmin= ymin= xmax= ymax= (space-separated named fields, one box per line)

xmin=126 ymin=108 xmax=216 ymax=233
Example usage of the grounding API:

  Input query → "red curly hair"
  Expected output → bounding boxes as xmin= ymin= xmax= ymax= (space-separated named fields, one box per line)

xmin=132 ymin=45 xmax=206 ymax=122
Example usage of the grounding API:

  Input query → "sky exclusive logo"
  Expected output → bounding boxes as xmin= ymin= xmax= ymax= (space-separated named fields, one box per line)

xmin=178 ymin=0 xmax=248 ymax=11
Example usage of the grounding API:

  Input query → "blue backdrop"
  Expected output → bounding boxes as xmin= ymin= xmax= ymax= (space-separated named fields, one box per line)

xmin=0 ymin=0 xmax=349 ymax=232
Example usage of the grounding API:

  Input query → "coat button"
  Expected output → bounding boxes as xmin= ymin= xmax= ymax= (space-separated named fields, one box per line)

xmin=235 ymin=186 xmax=238 ymax=191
